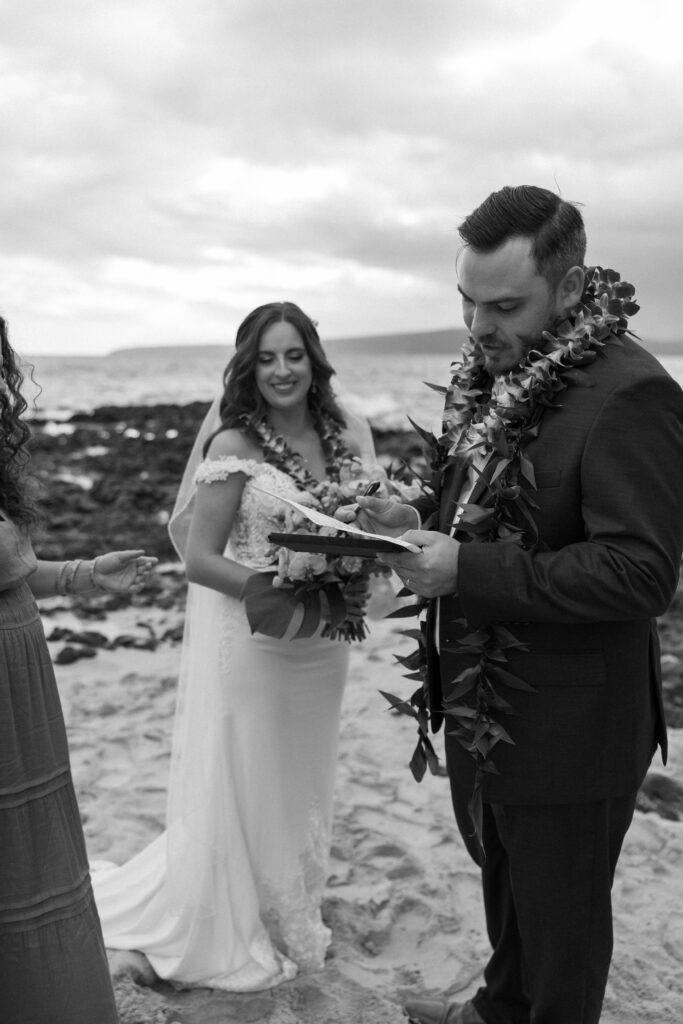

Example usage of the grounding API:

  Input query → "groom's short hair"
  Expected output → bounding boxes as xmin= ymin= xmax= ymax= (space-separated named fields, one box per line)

xmin=459 ymin=186 xmax=587 ymax=286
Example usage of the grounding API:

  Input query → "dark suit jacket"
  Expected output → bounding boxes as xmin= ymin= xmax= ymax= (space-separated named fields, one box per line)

xmin=413 ymin=336 xmax=683 ymax=804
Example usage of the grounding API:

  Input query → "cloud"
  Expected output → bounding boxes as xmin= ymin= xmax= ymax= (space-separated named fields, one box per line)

xmin=0 ymin=0 xmax=681 ymax=352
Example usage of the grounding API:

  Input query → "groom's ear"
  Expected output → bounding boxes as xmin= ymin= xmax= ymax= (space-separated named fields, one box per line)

xmin=555 ymin=265 xmax=585 ymax=314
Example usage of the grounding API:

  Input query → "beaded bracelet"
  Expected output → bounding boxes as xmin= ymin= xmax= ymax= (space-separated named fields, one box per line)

xmin=56 ymin=561 xmax=70 ymax=597
xmin=64 ymin=559 xmax=82 ymax=595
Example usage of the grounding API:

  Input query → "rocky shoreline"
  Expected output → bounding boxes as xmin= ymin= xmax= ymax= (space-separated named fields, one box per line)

xmin=27 ymin=401 xmax=426 ymax=561
xmin=27 ymin=401 xmax=683 ymax=822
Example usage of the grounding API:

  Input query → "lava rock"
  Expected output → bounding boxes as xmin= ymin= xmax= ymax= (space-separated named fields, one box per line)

xmin=637 ymin=772 xmax=683 ymax=820
xmin=54 ymin=644 xmax=98 ymax=664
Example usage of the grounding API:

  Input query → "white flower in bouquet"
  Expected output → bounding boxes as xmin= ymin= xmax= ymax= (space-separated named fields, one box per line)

xmin=338 ymin=555 xmax=364 ymax=575
xmin=277 ymin=548 xmax=328 ymax=582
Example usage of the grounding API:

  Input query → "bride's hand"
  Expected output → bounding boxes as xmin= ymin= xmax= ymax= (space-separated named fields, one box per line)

xmin=335 ymin=495 xmax=419 ymax=538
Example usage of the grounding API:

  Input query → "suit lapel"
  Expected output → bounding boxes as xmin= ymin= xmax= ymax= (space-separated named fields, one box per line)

xmin=440 ymin=450 xmax=498 ymax=534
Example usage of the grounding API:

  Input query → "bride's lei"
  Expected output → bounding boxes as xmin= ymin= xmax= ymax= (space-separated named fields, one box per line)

xmin=389 ymin=266 xmax=640 ymax=844
xmin=238 ymin=409 xmax=383 ymax=643
xmin=240 ymin=410 xmax=357 ymax=490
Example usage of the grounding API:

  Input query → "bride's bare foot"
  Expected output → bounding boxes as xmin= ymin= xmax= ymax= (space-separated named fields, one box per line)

xmin=107 ymin=948 xmax=157 ymax=987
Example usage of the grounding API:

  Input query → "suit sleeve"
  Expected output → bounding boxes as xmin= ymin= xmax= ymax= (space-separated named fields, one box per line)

xmin=458 ymin=373 xmax=683 ymax=626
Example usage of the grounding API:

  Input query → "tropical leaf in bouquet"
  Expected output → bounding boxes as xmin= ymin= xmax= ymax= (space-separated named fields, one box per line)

xmin=294 ymin=589 xmax=323 ymax=638
xmin=323 ymin=581 xmax=348 ymax=628
xmin=242 ymin=573 xmax=303 ymax=639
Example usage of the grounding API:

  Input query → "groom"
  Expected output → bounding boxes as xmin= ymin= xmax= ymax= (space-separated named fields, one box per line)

xmin=354 ymin=186 xmax=683 ymax=1023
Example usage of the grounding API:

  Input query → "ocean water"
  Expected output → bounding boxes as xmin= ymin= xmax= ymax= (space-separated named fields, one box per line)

xmin=23 ymin=347 xmax=453 ymax=435
xmin=22 ymin=347 xmax=683 ymax=436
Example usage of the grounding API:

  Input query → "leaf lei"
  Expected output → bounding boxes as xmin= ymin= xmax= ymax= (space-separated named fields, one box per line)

xmin=385 ymin=266 xmax=640 ymax=848
xmin=241 ymin=411 xmax=355 ymax=490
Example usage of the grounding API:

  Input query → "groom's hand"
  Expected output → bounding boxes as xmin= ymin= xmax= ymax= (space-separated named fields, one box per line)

xmin=383 ymin=530 xmax=461 ymax=598
xmin=335 ymin=496 xmax=420 ymax=537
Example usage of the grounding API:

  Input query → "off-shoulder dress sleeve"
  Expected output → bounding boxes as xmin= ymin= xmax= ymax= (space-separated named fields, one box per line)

xmin=194 ymin=456 xmax=263 ymax=485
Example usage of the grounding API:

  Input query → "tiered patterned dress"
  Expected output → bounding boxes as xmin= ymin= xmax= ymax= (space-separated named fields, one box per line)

xmin=0 ymin=513 xmax=118 ymax=1024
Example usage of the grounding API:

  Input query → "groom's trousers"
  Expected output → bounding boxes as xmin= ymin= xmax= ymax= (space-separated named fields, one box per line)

xmin=445 ymin=732 xmax=637 ymax=1024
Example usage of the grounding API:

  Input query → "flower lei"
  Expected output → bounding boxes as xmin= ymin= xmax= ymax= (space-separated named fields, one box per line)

xmin=385 ymin=266 xmax=640 ymax=846
xmin=240 ymin=410 xmax=387 ymax=642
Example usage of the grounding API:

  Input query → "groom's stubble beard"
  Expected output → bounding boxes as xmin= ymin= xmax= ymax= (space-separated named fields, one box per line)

xmin=478 ymin=333 xmax=536 ymax=377
xmin=477 ymin=309 xmax=559 ymax=377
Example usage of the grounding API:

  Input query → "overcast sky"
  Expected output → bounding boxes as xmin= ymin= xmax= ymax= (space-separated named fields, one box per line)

xmin=1 ymin=0 xmax=681 ymax=355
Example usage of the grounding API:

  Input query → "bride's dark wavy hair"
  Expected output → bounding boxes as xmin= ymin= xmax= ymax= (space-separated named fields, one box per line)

xmin=205 ymin=301 xmax=346 ymax=454
xmin=0 ymin=315 xmax=39 ymax=525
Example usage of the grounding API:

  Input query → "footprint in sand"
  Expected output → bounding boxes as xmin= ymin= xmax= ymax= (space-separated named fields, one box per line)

xmin=361 ymin=841 xmax=422 ymax=880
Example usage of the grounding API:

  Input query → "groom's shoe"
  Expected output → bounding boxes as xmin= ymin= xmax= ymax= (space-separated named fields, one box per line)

xmin=403 ymin=997 xmax=486 ymax=1024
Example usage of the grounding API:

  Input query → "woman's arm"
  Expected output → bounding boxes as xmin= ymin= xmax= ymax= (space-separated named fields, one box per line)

xmin=28 ymin=551 xmax=156 ymax=600
xmin=183 ymin=430 xmax=262 ymax=599
xmin=29 ymin=560 xmax=90 ymax=600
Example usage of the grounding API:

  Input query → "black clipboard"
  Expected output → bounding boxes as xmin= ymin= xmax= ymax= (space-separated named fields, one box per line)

xmin=268 ymin=531 xmax=408 ymax=556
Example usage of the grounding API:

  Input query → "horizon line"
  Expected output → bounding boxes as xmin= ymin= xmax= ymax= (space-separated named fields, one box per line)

xmin=25 ymin=327 xmax=682 ymax=360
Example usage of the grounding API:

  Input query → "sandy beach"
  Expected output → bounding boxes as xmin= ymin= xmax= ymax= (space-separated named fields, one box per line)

xmin=44 ymin=572 xmax=683 ymax=1024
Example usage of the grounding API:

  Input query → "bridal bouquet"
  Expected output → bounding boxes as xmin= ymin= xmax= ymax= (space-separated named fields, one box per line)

xmin=242 ymin=459 xmax=395 ymax=643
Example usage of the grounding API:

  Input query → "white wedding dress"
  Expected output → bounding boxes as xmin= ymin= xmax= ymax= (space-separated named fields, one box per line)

xmin=92 ymin=456 xmax=356 ymax=990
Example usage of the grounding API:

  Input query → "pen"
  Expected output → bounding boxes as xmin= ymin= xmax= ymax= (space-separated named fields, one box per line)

xmin=351 ymin=480 xmax=381 ymax=514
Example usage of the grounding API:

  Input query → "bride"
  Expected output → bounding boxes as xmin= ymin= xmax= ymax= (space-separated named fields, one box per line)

xmin=93 ymin=301 xmax=379 ymax=991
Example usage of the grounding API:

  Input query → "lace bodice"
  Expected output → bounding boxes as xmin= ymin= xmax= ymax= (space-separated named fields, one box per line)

xmin=194 ymin=456 xmax=312 ymax=569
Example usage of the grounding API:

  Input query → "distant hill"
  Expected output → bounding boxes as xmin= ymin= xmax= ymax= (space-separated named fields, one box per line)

xmin=105 ymin=327 xmax=679 ymax=359
xmin=104 ymin=344 xmax=230 ymax=360
xmin=107 ymin=328 xmax=467 ymax=359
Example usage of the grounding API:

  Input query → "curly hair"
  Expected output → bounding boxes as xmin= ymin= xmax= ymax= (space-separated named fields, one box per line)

xmin=204 ymin=301 xmax=346 ymax=455
xmin=0 ymin=316 xmax=38 ymax=525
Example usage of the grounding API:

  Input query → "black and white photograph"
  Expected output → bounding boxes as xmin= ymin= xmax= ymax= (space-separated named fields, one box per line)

xmin=1 ymin=2 xmax=682 ymax=1022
